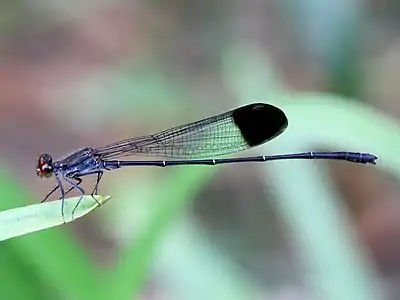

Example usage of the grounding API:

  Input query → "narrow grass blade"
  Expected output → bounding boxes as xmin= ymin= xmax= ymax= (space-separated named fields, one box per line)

xmin=0 ymin=195 xmax=111 ymax=241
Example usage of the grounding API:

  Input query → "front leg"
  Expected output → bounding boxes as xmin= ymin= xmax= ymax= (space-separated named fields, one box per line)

xmin=41 ymin=185 xmax=60 ymax=203
xmin=54 ymin=172 xmax=67 ymax=223
xmin=41 ymin=177 xmax=83 ymax=204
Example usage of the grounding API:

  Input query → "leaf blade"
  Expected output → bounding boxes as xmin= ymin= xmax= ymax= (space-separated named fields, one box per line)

xmin=0 ymin=195 xmax=111 ymax=241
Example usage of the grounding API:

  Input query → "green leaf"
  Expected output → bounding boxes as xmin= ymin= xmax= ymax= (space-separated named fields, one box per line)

xmin=0 ymin=195 xmax=111 ymax=241
xmin=102 ymin=169 xmax=214 ymax=300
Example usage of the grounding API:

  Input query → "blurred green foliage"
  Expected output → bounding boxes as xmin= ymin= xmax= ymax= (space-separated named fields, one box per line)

xmin=0 ymin=47 xmax=396 ymax=299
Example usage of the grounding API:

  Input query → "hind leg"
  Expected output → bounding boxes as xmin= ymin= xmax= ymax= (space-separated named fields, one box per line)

xmin=92 ymin=171 xmax=103 ymax=196
xmin=74 ymin=170 xmax=104 ymax=206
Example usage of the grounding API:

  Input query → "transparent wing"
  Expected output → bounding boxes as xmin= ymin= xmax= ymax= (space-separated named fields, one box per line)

xmin=94 ymin=103 xmax=288 ymax=160
xmin=95 ymin=110 xmax=247 ymax=159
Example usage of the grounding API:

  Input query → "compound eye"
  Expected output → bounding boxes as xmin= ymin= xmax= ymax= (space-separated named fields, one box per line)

xmin=40 ymin=154 xmax=53 ymax=164
xmin=37 ymin=154 xmax=54 ymax=178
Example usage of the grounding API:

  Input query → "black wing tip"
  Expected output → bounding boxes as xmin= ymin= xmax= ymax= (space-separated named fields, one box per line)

xmin=232 ymin=103 xmax=288 ymax=147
